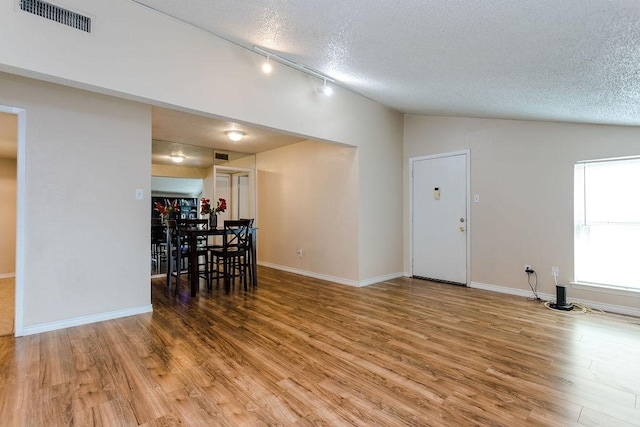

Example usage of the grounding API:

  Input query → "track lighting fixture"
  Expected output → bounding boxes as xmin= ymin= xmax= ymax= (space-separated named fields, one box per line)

xmin=253 ymin=46 xmax=336 ymax=95
xmin=261 ymin=54 xmax=273 ymax=74
xmin=226 ymin=130 xmax=245 ymax=142
xmin=318 ymin=78 xmax=333 ymax=96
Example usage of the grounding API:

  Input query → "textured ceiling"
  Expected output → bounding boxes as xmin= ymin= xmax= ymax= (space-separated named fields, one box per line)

xmin=151 ymin=107 xmax=307 ymax=166
xmin=135 ymin=0 xmax=640 ymax=126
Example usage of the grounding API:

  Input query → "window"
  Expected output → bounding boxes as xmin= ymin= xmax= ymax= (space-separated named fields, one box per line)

xmin=574 ymin=157 xmax=640 ymax=290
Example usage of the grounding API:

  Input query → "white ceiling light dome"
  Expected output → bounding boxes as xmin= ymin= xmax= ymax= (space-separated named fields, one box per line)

xmin=226 ymin=130 xmax=245 ymax=142
xmin=169 ymin=154 xmax=185 ymax=163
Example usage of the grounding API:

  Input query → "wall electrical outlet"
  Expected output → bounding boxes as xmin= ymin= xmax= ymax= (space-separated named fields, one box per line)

xmin=551 ymin=266 xmax=559 ymax=277
xmin=524 ymin=264 xmax=532 ymax=273
xmin=296 ymin=248 xmax=304 ymax=258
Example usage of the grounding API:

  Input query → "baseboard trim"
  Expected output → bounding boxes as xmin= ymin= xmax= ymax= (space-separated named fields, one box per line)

xmin=0 ymin=272 xmax=15 ymax=279
xmin=469 ymin=281 xmax=554 ymax=300
xmin=258 ymin=262 xmax=360 ymax=286
xmin=257 ymin=262 xmax=403 ymax=288
xmin=564 ymin=297 xmax=640 ymax=318
xmin=19 ymin=304 xmax=153 ymax=337
xmin=470 ymin=281 xmax=640 ymax=318
xmin=359 ymin=272 xmax=405 ymax=287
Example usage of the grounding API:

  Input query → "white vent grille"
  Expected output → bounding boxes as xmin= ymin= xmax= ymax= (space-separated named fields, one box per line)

xmin=20 ymin=0 xmax=91 ymax=33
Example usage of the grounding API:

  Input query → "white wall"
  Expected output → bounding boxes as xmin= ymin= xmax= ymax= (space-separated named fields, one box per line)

xmin=0 ymin=72 xmax=151 ymax=333
xmin=0 ymin=0 xmax=404 ymax=286
xmin=257 ymin=140 xmax=359 ymax=283
xmin=0 ymin=157 xmax=16 ymax=275
xmin=404 ymin=115 xmax=640 ymax=312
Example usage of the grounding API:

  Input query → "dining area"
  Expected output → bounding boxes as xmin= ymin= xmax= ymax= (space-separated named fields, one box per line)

xmin=151 ymin=197 xmax=257 ymax=297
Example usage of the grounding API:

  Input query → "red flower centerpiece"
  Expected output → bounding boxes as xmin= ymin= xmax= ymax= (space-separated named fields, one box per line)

xmin=200 ymin=197 xmax=226 ymax=228
xmin=154 ymin=199 xmax=179 ymax=222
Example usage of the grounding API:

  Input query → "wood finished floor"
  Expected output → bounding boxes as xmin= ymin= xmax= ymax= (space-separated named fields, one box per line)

xmin=1 ymin=267 xmax=639 ymax=426
xmin=0 ymin=278 xmax=14 ymax=336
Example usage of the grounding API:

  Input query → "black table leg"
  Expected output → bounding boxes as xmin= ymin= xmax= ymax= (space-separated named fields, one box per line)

xmin=189 ymin=233 xmax=198 ymax=297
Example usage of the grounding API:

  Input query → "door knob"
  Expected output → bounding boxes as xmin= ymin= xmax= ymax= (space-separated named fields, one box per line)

xmin=459 ymin=226 xmax=465 ymax=232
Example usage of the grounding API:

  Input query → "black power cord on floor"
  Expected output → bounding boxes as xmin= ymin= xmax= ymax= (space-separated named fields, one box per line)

xmin=526 ymin=269 xmax=542 ymax=302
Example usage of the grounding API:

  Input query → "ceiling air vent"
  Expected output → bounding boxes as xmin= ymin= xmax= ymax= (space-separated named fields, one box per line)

xmin=20 ymin=0 xmax=91 ymax=33
xmin=214 ymin=152 xmax=229 ymax=161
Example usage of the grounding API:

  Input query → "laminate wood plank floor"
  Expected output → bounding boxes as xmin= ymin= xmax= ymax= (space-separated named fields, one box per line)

xmin=1 ymin=267 xmax=639 ymax=426
xmin=0 ymin=278 xmax=14 ymax=336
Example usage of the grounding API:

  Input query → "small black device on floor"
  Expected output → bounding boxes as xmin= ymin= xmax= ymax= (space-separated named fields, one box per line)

xmin=549 ymin=284 xmax=573 ymax=311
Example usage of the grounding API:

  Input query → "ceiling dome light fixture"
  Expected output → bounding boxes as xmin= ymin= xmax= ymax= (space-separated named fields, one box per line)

xmin=226 ymin=130 xmax=245 ymax=142
xmin=261 ymin=54 xmax=273 ymax=74
xmin=169 ymin=154 xmax=185 ymax=164
xmin=318 ymin=78 xmax=333 ymax=96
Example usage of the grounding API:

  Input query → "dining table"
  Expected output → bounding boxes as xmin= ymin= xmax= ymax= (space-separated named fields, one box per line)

xmin=176 ymin=226 xmax=257 ymax=297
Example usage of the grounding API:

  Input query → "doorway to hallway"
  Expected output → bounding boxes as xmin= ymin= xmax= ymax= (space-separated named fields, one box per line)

xmin=0 ymin=106 xmax=23 ymax=336
xmin=214 ymin=166 xmax=256 ymax=224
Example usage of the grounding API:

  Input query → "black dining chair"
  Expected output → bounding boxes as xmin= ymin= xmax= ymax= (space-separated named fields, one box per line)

xmin=209 ymin=219 xmax=252 ymax=292
xmin=178 ymin=218 xmax=208 ymax=229
xmin=240 ymin=218 xmax=256 ymax=286
xmin=166 ymin=219 xmax=210 ymax=295
xmin=179 ymin=218 xmax=210 ymax=247
xmin=151 ymin=219 xmax=166 ymax=273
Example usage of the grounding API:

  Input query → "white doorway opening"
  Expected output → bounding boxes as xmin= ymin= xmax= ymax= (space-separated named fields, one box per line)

xmin=213 ymin=166 xmax=256 ymax=225
xmin=1 ymin=104 xmax=26 ymax=336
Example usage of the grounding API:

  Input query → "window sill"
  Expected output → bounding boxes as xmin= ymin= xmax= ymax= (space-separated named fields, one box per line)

xmin=570 ymin=282 xmax=640 ymax=298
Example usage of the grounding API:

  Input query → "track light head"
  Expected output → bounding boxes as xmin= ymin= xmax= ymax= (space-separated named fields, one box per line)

xmin=261 ymin=55 xmax=273 ymax=74
xmin=318 ymin=79 xmax=333 ymax=96
xmin=254 ymin=46 xmax=337 ymax=94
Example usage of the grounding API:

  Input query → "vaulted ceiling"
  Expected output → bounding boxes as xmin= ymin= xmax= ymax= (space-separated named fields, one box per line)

xmin=7 ymin=3 xmax=640 ymax=169
xmin=135 ymin=0 xmax=640 ymax=127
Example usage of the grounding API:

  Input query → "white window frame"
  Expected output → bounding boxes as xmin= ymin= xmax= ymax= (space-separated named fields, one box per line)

xmin=572 ymin=156 xmax=640 ymax=296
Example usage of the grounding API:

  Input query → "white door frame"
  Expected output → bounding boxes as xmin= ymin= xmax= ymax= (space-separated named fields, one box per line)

xmin=1 ymin=104 xmax=26 ymax=336
xmin=213 ymin=165 xmax=257 ymax=226
xmin=409 ymin=150 xmax=471 ymax=285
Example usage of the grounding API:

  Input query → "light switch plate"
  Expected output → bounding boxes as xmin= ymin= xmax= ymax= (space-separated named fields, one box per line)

xmin=135 ymin=189 xmax=144 ymax=200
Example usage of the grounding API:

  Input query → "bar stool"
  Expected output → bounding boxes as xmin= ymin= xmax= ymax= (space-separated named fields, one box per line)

xmin=209 ymin=219 xmax=251 ymax=292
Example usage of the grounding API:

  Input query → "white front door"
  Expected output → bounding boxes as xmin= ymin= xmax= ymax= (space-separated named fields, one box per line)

xmin=411 ymin=153 xmax=468 ymax=284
